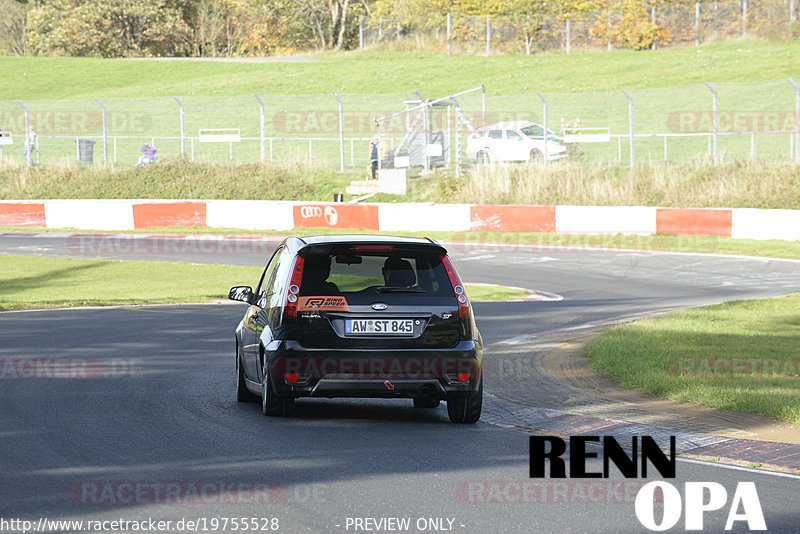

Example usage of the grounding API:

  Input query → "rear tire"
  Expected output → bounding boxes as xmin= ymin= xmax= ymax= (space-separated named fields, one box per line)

xmin=236 ymin=343 xmax=258 ymax=403
xmin=447 ymin=378 xmax=482 ymax=424
xmin=261 ymin=368 xmax=294 ymax=417
xmin=413 ymin=397 xmax=440 ymax=409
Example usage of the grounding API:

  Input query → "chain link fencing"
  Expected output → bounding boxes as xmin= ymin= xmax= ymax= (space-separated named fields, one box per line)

xmin=1 ymin=79 xmax=798 ymax=170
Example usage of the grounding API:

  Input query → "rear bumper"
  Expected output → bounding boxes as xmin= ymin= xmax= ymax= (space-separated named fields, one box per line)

xmin=267 ymin=340 xmax=482 ymax=399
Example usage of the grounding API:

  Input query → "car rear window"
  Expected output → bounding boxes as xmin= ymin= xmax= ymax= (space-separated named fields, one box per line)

xmin=298 ymin=251 xmax=452 ymax=297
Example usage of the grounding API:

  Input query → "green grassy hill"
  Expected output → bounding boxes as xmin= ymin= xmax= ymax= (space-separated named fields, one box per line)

xmin=1 ymin=40 xmax=799 ymax=100
xmin=2 ymin=40 xmax=798 ymax=167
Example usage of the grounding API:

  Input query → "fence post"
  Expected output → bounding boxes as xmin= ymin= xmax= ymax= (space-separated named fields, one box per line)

xmin=566 ymin=19 xmax=571 ymax=54
xmin=480 ymin=84 xmax=486 ymax=126
xmin=695 ymin=1 xmax=700 ymax=45
xmin=486 ymin=14 xmax=491 ymax=56
xmin=333 ymin=92 xmax=345 ymax=172
xmin=742 ymin=0 xmax=747 ymax=39
xmin=791 ymin=0 xmax=797 ymax=38
xmin=651 ymin=6 xmax=656 ymax=50
xmin=94 ymin=99 xmax=108 ymax=166
xmin=173 ymin=96 xmax=185 ymax=159
xmin=703 ymin=82 xmax=719 ymax=165
xmin=537 ymin=92 xmax=548 ymax=167
xmin=16 ymin=99 xmax=32 ymax=167
xmin=446 ymin=12 xmax=451 ymax=55
xmin=359 ymin=17 xmax=364 ymax=49
xmin=415 ymin=89 xmax=430 ymax=173
xmin=621 ymin=90 xmax=634 ymax=167
xmin=455 ymin=105 xmax=461 ymax=178
xmin=254 ymin=95 xmax=266 ymax=164
xmin=789 ymin=79 xmax=800 ymax=163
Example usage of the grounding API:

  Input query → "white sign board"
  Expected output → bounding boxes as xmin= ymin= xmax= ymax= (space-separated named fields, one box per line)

xmin=562 ymin=127 xmax=611 ymax=144
xmin=198 ymin=129 xmax=242 ymax=143
xmin=394 ymin=155 xmax=410 ymax=168
xmin=0 ymin=133 xmax=13 ymax=146
xmin=378 ymin=168 xmax=407 ymax=195
xmin=425 ymin=143 xmax=443 ymax=157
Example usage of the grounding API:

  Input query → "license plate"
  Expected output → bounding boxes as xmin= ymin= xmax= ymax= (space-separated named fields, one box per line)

xmin=345 ymin=319 xmax=414 ymax=336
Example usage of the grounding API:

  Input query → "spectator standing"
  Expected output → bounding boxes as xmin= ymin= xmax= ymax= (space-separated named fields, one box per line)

xmin=368 ymin=135 xmax=387 ymax=180
xmin=22 ymin=126 xmax=36 ymax=164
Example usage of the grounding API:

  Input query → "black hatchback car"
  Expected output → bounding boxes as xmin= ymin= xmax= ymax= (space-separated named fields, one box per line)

xmin=228 ymin=235 xmax=483 ymax=423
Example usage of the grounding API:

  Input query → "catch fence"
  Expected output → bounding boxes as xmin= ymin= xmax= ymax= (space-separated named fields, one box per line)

xmin=1 ymin=79 xmax=798 ymax=170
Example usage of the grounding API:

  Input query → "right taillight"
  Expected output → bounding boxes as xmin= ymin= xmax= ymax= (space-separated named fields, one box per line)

xmin=282 ymin=255 xmax=305 ymax=320
xmin=441 ymin=254 xmax=470 ymax=319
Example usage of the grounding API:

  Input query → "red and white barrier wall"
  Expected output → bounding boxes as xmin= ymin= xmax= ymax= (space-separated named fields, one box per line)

xmin=0 ymin=200 xmax=798 ymax=241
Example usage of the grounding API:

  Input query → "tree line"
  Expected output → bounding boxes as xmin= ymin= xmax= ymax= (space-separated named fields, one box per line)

xmin=0 ymin=0 xmax=704 ymax=57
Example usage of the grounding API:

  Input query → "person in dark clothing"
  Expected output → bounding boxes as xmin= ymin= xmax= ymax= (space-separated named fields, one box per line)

xmin=382 ymin=256 xmax=417 ymax=288
xmin=300 ymin=255 xmax=339 ymax=295
xmin=368 ymin=135 xmax=386 ymax=180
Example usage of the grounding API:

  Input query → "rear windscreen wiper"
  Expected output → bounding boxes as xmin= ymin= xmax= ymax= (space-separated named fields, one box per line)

xmin=376 ymin=286 xmax=426 ymax=293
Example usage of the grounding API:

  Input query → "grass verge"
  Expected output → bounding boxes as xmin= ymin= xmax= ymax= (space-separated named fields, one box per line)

xmin=0 ymin=161 xmax=356 ymax=201
xmin=4 ymin=159 xmax=800 ymax=209
xmin=0 ymin=255 xmax=528 ymax=311
xmin=3 ymin=226 xmax=799 ymax=261
xmin=584 ymin=294 xmax=800 ymax=425
xmin=438 ymin=160 xmax=800 ymax=209
xmin=0 ymin=161 xmax=437 ymax=203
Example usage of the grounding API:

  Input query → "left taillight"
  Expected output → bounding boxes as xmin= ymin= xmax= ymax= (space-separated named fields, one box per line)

xmin=282 ymin=255 xmax=305 ymax=320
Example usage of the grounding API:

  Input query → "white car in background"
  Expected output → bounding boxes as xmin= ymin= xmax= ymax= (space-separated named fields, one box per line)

xmin=466 ymin=121 xmax=568 ymax=164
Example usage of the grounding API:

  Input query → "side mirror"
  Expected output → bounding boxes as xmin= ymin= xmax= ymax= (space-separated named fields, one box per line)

xmin=228 ymin=286 xmax=255 ymax=304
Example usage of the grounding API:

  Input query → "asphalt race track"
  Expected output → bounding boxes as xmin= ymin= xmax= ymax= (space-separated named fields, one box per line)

xmin=2 ymin=233 xmax=800 ymax=533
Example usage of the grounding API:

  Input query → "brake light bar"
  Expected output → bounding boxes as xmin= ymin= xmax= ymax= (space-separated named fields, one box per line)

xmin=353 ymin=245 xmax=394 ymax=253
xmin=441 ymin=254 xmax=470 ymax=319
xmin=283 ymin=255 xmax=305 ymax=319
